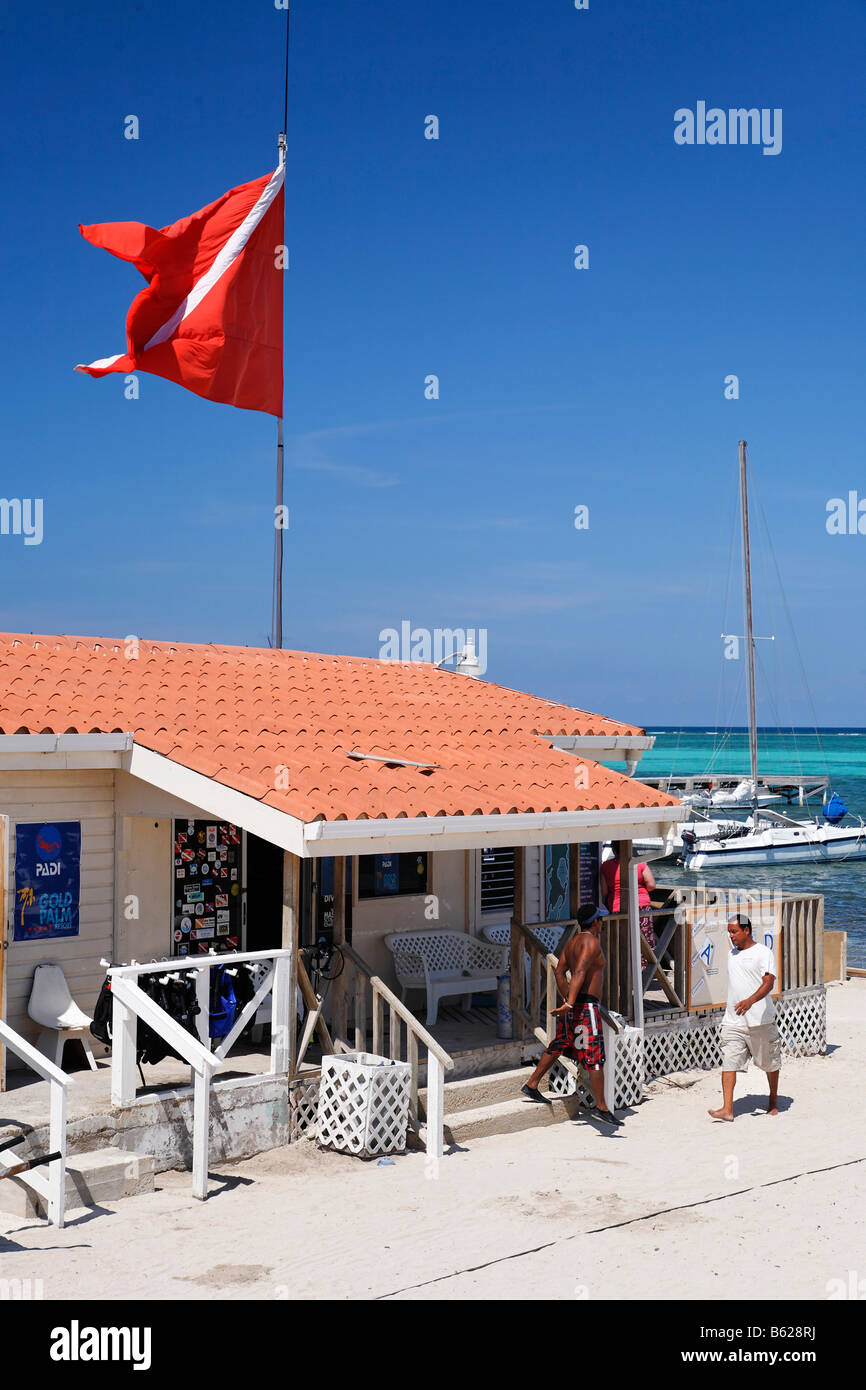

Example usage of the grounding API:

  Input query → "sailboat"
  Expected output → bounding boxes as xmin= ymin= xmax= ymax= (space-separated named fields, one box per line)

xmin=679 ymin=442 xmax=866 ymax=870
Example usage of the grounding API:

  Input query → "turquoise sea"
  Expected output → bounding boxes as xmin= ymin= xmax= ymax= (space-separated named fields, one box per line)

xmin=630 ymin=729 xmax=866 ymax=967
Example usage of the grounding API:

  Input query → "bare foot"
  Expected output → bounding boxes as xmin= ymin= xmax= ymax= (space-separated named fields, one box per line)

xmin=708 ymin=1106 xmax=734 ymax=1122
xmin=767 ymin=1101 xmax=779 ymax=1115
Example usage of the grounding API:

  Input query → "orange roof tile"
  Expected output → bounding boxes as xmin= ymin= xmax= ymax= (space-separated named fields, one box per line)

xmin=0 ymin=634 xmax=677 ymax=822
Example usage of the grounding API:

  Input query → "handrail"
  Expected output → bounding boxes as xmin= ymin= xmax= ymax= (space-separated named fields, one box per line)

xmin=0 ymin=1018 xmax=70 ymax=1227
xmin=107 ymin=948 xmax=291 ymax=977
xmin=340 ymin=941 xmax=453 ymax=1171
xmin=110 ymin=976 xmax=225 ymax=1075
xmin=341 ymin=943 xmax=453 ymax=1069
xmin=108 ymin=949 xmax=292 ymax=1200
xmin=0 ymin=1019 xmax=74 ymax=1090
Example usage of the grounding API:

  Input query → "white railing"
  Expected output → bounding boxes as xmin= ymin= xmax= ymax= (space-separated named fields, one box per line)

xmin=338 ymin=943 xmax=454 ymax=1168
xmin=107 ymin=949 xmax=292 ymax=1200
xmin=0 ymin=1019 xmax=71 ymax=1227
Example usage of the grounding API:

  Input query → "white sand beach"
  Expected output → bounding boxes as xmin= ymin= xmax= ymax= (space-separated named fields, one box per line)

xmin=2 ymin=979 xmax=863 ymax=1302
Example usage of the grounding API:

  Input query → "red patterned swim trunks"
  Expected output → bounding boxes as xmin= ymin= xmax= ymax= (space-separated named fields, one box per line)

xmin=548 ymin=998 xmax=605 ymax=1070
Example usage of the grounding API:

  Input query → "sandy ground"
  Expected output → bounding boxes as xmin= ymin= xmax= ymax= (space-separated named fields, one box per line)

xmin=1 ymin=981 xmax=864 ymax=1302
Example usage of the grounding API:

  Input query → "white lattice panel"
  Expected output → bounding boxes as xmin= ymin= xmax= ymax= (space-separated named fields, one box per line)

xmin=644 ymin=986 xmax=826 ymax=1079
xmin=316 ymin=1051 xmax=411 ymax=1158
xmin=776 ymin=987 xmax=826 ymax=1057
xmin=547 ymin=1024 xmax=644 ymax=1109
xmin=289 ymin=1075 xmax=320 ymax=1142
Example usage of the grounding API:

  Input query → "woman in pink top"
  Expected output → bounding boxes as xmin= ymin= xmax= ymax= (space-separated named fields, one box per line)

xmin=600 ymin=841 xmax=657 ymax=956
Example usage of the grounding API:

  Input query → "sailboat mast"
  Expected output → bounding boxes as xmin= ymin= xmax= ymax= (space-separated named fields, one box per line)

xmin=738 ymin=440 xmax=759 ymax=794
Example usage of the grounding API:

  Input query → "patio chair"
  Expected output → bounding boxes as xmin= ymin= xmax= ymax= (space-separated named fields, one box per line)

xmin=384 ymin=929 xmax=508 ymax=1026
xmin=482 ymin=922 xmax=570 ymax=1003
xmin=27 ymin=963 xmax=98 ymax=1072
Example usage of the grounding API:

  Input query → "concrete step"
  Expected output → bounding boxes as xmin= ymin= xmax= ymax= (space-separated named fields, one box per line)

xmin=420 ymin=1064 xmax=538 ymax=1117
xmin=417 ymin=1064 xmax=584 ymax=1142
xmin=0 ymin=1146 xmax=154 ymax=1219
xmin=440 ymin=1091 xmax=581 ymax=1144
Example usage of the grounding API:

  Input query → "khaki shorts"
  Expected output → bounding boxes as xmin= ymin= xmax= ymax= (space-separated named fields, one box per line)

xmin=720 ymin=1023 xmax=782 ymax=1073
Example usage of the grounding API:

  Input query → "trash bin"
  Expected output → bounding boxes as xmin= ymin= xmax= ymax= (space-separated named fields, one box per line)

xmin=316 ymin=1051 xmax=412 ymax=1158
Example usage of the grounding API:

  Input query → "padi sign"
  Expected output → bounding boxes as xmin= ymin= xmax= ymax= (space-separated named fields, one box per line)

xmin=14 ymin=821 xmax=81 ymax=941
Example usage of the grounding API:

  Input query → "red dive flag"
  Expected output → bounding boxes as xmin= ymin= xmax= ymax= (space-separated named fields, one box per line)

xmin=76 ymin=165 xmax=284 ymax=416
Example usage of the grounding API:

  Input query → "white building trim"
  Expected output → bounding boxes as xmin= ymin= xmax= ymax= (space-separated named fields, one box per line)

xmin=0 ymin=735 xmax=680 ymax=860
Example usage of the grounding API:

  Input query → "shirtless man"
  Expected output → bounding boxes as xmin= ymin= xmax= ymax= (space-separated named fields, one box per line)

xmin=520 ymin=903 xmax=622 ymax=1125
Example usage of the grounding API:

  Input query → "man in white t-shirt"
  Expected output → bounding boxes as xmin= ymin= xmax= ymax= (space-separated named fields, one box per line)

xmin=708 ymin=914 xmax=781 ymax=1121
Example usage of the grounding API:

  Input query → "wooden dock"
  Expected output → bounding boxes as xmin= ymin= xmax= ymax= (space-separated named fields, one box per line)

xmin=638 ymin=773 xmax=828 ymax=805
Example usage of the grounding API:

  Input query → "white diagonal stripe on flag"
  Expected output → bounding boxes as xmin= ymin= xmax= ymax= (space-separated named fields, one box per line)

xmin=144 ymin=162 xmax=285 ymax=352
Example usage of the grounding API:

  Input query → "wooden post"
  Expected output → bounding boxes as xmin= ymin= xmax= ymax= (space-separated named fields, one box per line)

xmin=509 ymin=846 xmax=526 ymax=1039
xmin=271 ymin=953 xmax=291 ymax=1073
xmin=545 ymin=956 xmax=556 ymax=1040
xmin=48 ymin=1078 xmax=67 ymax=1229
xmin=623 ymin=841 xmax=640 ymax=1027
xmin=372 ymin=988 xmax=384 ymax=1055
xmin=192 ymin=1066 xmax=209 ymax=1200
xmin=282 ymin=850 xmax=300 ymax=1078
xmin=331 ymin=856 xmax=348 ymax=1044
xmin=407 ymin=1031 xmax=419 ymax=1125
xmin=111 ymin=993 xmax=138 ymax=1107
xmin=529 ymin=949 xmax=541 ymax=1032
xmin=426 ymin=1051 xmax=444 ymax=1169
xmin=569 ymin=843 xmax=581 ymax=917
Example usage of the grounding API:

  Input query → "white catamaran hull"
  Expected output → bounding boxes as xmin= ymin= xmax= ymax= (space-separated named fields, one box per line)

xmin=682 ymin=823 xmax=866 ymax=869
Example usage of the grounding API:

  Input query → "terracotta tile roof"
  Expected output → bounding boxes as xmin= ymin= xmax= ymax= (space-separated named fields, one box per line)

xmin=0 ymin=634 xmax=678 ymax=822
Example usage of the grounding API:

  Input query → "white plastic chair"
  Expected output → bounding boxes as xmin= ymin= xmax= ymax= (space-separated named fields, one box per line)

xmin=27 ymin=964 xmax=98 ymax=1072
xmin=483 ymin=922 xmax=570 ymax=1002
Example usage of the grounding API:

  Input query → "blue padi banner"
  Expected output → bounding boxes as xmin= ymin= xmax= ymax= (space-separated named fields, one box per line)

xmin=14 ymin=821 xmax=82 ymax=942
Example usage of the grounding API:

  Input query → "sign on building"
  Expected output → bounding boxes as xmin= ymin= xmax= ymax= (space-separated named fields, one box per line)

xmin=14 ymin=821 xmax=81 ymax=942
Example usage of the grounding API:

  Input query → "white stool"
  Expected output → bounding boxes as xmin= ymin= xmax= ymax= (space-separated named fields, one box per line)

xmin=27 ymin=963 xmax=98 ymax=1072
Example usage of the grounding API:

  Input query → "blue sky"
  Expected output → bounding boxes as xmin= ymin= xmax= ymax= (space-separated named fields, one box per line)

xmin=1 ymin=0 xmax=864 ymax=725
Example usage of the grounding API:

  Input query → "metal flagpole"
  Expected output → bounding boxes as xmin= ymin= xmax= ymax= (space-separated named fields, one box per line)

xmin=738 ymin=439 xmax=759 ymax=807
xmin=272 ymin=4 xmax=291 ymax=649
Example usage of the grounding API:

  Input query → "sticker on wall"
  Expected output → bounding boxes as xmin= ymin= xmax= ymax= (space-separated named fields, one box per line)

xmin=177 ymin=832 xmax=187 ymax=846
xmin=14 ymin=821 xmax=82 ymax=942
xmin=195 ymin=902 xmax=205 ymax=916
xmin=216 ymin=910 xmax=230 ymax=925
xmin=189 ymin=864 xmax=198 ymax=875
xmin=215 ymin=893 xmax=228 ymax=908
xmin=185 ymin=889 xmax=203 ymax=903
xmin=180 ymin=917 xmax=192 ymax=933
xmin=219 ymin=850 xmax=227 ymax=861
xmin=178 ymin=942 xmax=189 ymax=957
xmin=216 ymin=922 xmax=229 ymax=937
xmin=192 ymin=926 xmax=214 ymax=941
xmin=174 ymin=929 xmax=183 ymax=942
xmin=176 ymin=868 xmax=184 ymax=879
xmin=206 ymin=826 xmax=217 ymax=848
xmin=201 ymin=916 xmax=215 ymax=931
xmin=187 ymin=820 xmax=195 ymax=835
xmin=230 ymin=868 xmax=237 ymax=880
xmin=181 ymin=848 xmax=194 ymax=862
